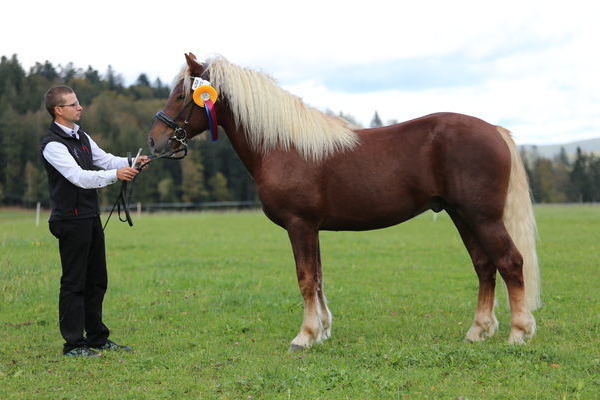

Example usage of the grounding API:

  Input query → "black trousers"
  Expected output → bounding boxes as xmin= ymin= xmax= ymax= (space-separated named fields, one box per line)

xmin=49 ymin=217 xmax=110 ymax=353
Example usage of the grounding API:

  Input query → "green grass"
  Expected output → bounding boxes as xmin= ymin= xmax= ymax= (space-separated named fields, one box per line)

xmin=1 ymin=205 xmax=599 ymax=399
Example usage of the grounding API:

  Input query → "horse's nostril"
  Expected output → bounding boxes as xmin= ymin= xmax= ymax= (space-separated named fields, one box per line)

xmin=149 ymin=137 xmax=155 ymax=148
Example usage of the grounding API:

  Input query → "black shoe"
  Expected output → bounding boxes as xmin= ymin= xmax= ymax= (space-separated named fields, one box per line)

xmin=94 ymin=339 xmax=133 ymax=352
xmin=64 ymin=347 xmax=102 ymax=357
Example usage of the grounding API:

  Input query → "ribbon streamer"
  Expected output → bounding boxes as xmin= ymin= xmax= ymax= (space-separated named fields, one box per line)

xmin=204 ymin=99 xmax=219 ymax=141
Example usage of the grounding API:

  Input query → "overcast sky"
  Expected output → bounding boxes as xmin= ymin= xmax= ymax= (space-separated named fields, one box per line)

xmin=2 ymin=0 xmax=598 ymax=144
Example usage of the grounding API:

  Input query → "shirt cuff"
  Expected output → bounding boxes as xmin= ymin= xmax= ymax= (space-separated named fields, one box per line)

xmin=109 ymin=169 xmax=119 ymax=183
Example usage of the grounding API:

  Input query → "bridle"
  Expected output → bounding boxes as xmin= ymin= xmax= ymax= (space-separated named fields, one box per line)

xmin=150 ymin=75 xmax=219 ymax=162
xmin=152 ymin=99 xmax=195 ymax=161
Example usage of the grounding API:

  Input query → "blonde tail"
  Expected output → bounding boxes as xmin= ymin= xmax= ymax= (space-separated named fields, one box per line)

xmin=497 ymin=127 xmax=542 ymax=311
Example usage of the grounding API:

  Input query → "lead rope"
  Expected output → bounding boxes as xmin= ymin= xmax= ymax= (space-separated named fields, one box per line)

xmin=102 ymin=145 xmax=188 ymax=232
xmin=103 ymin=153 xmax=134 ymax=231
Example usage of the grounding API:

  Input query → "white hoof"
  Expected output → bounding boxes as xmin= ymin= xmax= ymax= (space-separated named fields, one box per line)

xmin=464 ymin=314 xmax=499 ymax=342
xmin=290 ymin=329 xmax=317 ymax=349
xmin=289 ymin=344 xmax=306 ymax=352
xmin=508 ymin=312 xmax=536 ymax=345
xmin=508 ymin=332 xmax=527 ymax=345
xmin=318 ymin=327 xmax=331 ymax=342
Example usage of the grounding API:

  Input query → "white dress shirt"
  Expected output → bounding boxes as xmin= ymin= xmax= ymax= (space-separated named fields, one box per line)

xmin=42 ymin=122 xmax=129 ymax=189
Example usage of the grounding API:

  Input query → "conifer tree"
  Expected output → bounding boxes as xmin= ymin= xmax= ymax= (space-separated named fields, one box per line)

xmin=370 ymin=111 xmax=383 ymax=128
xmin=136 ymin=73 xmax=151 ymax=87
xmin=570 ymin=147 xmax=588 ymax=202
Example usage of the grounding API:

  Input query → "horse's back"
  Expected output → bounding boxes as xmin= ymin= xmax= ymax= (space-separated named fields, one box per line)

xmin=337 ymin=111 xmax=509 ymax=191
xmin=356 ymin=112 xmax=511 ymax=185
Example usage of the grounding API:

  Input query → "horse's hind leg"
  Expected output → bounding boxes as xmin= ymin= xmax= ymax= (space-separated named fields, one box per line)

xmin=468 ymin=219 xmax=536 ymax=344
xmin=315 ymin=240 xmax=332 ymax=341
xmin=287 ymin=219 xmax=329 ymax=350
xmin=449 ymin=211 xmax=499 ymax=341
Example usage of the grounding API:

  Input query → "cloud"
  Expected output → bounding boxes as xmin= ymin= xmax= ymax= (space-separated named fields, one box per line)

xmin=276 ymin=25 xmax=600 ymax=145
xmin=315 ymin=56 xmax=486 ymax=92
xmin=276 ymin=32 xmax=572 ymax=92
xmin=283 ymin=51 xmax=600 ymax=146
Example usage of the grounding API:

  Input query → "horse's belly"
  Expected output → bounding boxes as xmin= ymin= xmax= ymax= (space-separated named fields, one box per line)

xmin=320 ymin=200 xmax=430 ymax=231
xmin=318 ymin=169 xmax=435 ymax=230
xmin=320 ymin=215 xmax=416 ymax=231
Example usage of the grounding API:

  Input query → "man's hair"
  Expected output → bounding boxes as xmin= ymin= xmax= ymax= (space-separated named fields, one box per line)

xmin=44 ymin=86 xmax=74 ymax=119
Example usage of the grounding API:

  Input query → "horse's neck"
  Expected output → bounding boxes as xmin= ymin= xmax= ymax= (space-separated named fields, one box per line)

xmin=218 ymin=103 xmax=262 ymax=177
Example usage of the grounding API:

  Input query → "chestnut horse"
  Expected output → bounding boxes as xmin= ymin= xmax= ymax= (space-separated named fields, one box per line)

xmin=148 ymin=53 xmax=541 ymax=349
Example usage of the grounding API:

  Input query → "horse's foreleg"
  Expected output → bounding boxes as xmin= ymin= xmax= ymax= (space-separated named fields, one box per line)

xmin=287 ymin=220 xmax=327 ymax=350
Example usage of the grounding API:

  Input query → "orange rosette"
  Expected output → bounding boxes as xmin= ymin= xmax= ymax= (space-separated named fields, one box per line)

xmin=192 ymin=85 xmax=219 ymax=107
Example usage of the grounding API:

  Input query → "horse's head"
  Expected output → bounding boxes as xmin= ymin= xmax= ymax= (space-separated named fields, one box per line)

xmin=148 ymin=52 xmax=214 ymax=156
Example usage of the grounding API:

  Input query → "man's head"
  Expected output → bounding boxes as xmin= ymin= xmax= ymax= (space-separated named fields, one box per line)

xmin=44 ymin=86 xmax=83 ymax=125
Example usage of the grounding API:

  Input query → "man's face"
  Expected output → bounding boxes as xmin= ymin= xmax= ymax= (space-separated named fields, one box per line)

xmin=55 ymin=92 xmax=83 ymax=123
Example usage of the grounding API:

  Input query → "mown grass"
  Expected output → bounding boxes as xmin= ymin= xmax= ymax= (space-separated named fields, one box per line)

xmin=1 ymin=205 xmax=598 ymax=399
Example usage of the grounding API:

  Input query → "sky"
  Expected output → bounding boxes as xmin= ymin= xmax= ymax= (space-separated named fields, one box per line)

xmin=2 ymin=0 xmax=599 ymax=145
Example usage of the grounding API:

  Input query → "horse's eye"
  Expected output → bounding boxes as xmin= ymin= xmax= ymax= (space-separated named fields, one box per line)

xmin=177 ymin=94 xmax=185 ymax=100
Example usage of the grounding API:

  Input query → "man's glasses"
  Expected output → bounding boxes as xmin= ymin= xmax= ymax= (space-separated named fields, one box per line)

xmin=57 ymin=101 xmax=80 ymax=108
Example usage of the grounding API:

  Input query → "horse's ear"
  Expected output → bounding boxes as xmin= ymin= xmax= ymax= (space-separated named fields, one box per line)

xmin=184 ymin=52 xmax=203 ymax=74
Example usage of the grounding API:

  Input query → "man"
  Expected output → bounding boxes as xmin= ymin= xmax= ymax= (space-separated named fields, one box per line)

xmin=41 ymin=85 xmax=148 ymax=357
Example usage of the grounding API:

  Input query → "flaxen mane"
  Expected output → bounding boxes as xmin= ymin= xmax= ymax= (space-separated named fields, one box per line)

xmin=174 ymin=56 xmax=358 ymax=161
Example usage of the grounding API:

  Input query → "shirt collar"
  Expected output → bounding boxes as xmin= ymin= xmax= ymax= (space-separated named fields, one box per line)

xmin=54 ymin=122 xmax=80 ymax=139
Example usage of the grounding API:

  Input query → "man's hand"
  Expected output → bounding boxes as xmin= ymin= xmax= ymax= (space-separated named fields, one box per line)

xmin=136 ymin=155 xmax=151 ymax=169
xmin=117 ymin=167 xmax=139 ymax=181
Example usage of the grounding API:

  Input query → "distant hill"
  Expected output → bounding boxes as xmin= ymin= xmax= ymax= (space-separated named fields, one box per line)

xmin=520 ymin=138 xmax=600 ymax=158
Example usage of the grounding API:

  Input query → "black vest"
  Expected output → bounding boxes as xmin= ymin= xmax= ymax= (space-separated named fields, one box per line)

xmin=40 ymin=123 xmax=100 ymax=221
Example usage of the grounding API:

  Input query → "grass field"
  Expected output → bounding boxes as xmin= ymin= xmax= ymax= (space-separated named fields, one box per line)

xmin=1 ymin=205 xmax=598 ymax=399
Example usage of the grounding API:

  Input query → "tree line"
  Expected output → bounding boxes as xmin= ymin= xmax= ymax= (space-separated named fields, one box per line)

xmin=0 ymin=54 xmax=598 ymax=209
xmin=522 ymin=147 xmax=600 ymax=203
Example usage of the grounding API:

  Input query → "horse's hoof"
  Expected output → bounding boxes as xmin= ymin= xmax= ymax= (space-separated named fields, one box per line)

xmin=289 ymin=344 xmax=306 ymax=352
xmin=508 ymin=334 xmax=527 ymax=345
xmin=464 ymin=328 xmax=486 ymax=343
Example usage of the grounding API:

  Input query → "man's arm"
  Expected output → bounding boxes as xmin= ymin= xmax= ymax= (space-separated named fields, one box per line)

xmin=43 ymin=142 xmax=137 ymax=189
xmin=84 ymin=133 xmax=130 ymax=170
